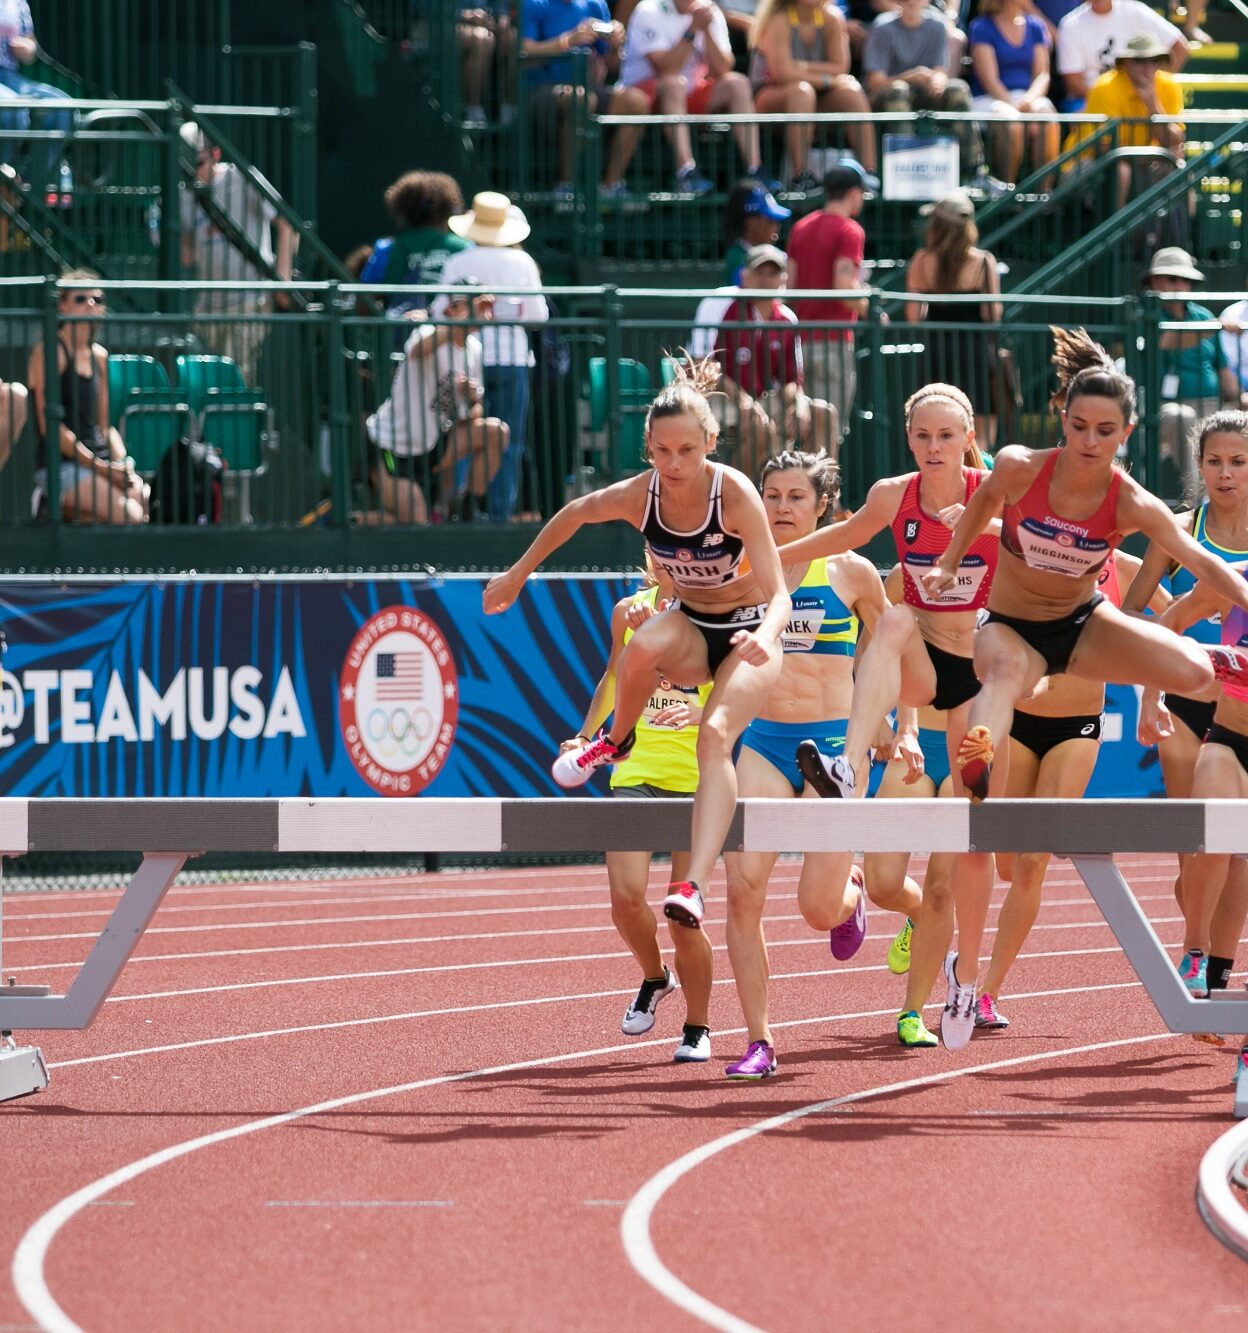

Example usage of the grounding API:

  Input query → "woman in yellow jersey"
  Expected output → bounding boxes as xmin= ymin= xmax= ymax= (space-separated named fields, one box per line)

xmin=563 ymin=574 xmax=716 ymax=1063
xmin=722 ymin=451 xmax=892 ymax=1079
xmin=867 ymin=565 xmax=958 ymax=1049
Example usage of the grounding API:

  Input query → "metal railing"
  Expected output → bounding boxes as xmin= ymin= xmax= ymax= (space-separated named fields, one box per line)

xmin=2 ymin=277 xmax=1244 ymax=545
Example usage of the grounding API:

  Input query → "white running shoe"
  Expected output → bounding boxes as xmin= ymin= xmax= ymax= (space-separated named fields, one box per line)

xmin=673 ymin=1025 xmax=712 ymax=1063
xmin=550 ymin=728 xmax=634 ymax=789
xmin=621 ymin=966 xmax=678 ymax=1035
xmin=796 ymin=740 xmax=856 ymax=799
xmin=940 ymin=951 xmax=977 ymax=1050
xmin=663 ymin=881 xmax=705 ymax=929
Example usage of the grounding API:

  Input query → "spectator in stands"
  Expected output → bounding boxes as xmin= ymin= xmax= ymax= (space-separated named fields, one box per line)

xmin=969 ymin=0 xmax=1058 ymax=187
xmin=863 ymin=0 xmax=994 ymax=192
xmin=179 ymin=123 xmax=297 ymax=387
xmin=1221 ymin=300 xmax=1248 ymax=396
xmin=1061 ymin=33 xmax=1184 ymax=209
xmin=366 ymin=278 xmax=508 ymax=524
xmin=1147 ymin=247 xmax=1247 ymax=488
xmin=904 ymin=188 xmax=1003 ymax=445
xmin=748 ymin=0 xmax=876 ymax=191
xmin=721 ymin=178 xmax=790 ymax=285
xmin=846 ymin=0 xmax=967 ymax=73
xmin=618 ymin=0 xmax=774 ymax=195
xmin=0 ymin=377 xmax=26 ymax=472
xmin=689 ymin=244 xmax=838 ymax=475
xmin=1056 ymin=0 xmax=1186 ymax=109
xmin=460 ymin=2 xmax=515 ymax=126
xmin=785 ymin=157 xmax=876 ymax=439
xmin=521 ymin=1 xmax=649 ymax=202
xmin=27 ymin=271 xmax=148 ymax=525
xmin=359 ymin=171 xmax=472 ymax=317
xmin=0 ymin=0 xmax=72 ymax=195
xmin=439 ymin=192 xmax=548 ymax=523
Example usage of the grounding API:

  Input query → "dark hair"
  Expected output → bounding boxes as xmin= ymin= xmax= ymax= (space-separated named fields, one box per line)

xmin=1050 ymin=326 xmax=1136 ymax=422
xmin=343 ymin=244 xmax=374 ymax=279
xmin=384 ymin=171 xmax=464 ymax=231
xmin=759 ymin=450 xmax=841 ymax=524
xmin=1197 ymin=409 xmax=1248 ymax=458
xmin=904 ymin=382 xmax=984 ymax=468
xmin=645 ymin=353 xmax=719 ymax=442
xmin=723 ymin=180 xmax=761 ymax=245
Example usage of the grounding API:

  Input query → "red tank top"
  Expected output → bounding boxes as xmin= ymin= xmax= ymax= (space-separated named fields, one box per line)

xmin=1001 ymin=451 xmax=1124 ymax=579
xmin=891 ymin=468 xmax=999 ymax=612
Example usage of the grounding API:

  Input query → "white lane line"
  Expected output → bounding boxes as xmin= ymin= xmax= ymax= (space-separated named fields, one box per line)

xmin=619 ymin=1031 xmax=1183 ymax=1333
xmin=264 ymin=1200 xmax=453 ymax=1209
xmin=102 ymin=929 xmax=1184 ymax=1005
xmin=49 ymin=979 xmax=1146 ymax=1071
xmin=13 ymin=1017 xmax=1178 ymax=1333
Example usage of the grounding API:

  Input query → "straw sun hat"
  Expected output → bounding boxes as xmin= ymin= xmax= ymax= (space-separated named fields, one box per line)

xmin=448 ymin=191 xmax=531 ymax=247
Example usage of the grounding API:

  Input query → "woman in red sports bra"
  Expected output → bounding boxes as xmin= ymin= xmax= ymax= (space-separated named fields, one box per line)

xmin=770 ymin=381 xmax=999 ymax=1048
xmin=926 ymin=333 xmax=1248 ymax=802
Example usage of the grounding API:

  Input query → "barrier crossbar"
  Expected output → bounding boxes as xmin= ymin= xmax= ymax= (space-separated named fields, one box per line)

xmin=0 ymin=798 xmax=1246 ymax=1114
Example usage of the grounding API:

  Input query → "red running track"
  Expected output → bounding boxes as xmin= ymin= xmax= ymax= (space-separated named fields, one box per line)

xmin=1 ymin=854 xmax=1245 ymax=1333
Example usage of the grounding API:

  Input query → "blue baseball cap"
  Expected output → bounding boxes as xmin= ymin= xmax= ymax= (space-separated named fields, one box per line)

xmin=742 ymin=185 xmax=791 ymax=221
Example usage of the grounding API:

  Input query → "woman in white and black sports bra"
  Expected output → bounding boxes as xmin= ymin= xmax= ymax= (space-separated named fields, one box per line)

xmin=484 ymin=358 xmax=791 ymax=942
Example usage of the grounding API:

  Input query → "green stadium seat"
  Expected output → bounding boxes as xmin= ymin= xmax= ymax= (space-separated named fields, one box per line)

xmin=176 ymin=355 xmax=270 ymax=521
xmin=588 ymin=356 xmax=651 ymax=472
xmin=107 ymin=355 xmax=170 ymax=427
xmin=116 ymin=388 xmax=193 ymax=476
xmin=174 ymin=354 xmax=251 ymax=412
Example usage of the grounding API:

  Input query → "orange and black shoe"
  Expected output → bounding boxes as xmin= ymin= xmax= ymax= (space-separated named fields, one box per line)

xmin=957 ymin=725 xmax=994 ymax=802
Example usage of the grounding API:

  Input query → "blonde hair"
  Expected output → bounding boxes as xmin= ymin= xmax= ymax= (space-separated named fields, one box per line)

xmin=749 ymin=0 xmax=796 ymax=46
xmin=644 ymin=352 xmax=720 ymax=443
xmin=905 ymin=383 xmax=984 ymax=468
xmin=923 ymin=213 xmax=979 ymax=294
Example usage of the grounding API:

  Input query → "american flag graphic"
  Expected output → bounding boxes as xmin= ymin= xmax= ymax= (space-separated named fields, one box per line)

xmin=375 ymin=651 xmax=423 ymax=699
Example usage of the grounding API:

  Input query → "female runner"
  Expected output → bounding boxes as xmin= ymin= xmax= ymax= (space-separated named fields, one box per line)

xmin=484 ymin=360 xmax=790 ymax=939
xmin=868 ymin=565 xmax=958 ymax=1049
xmin=562 ymin=570 xmax=716 ymax=1063
xmin=1130 ymin=411 xmax=1248 ymax=1000
xmin=1124 ymin=410 xmax=1248 ymax=1000
xmin=926 ymin=344 xmax=1248 ymax=807
xmin=722 ymin=450 xmax=897 ymax=1078
xmin=779 ymin=382 xmax=1000 ymax=1047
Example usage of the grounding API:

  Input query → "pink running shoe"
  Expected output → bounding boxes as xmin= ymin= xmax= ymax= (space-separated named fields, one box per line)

xmin=726 ymin=1040 xmax=777 ymax=1080
xmin=974 ymin=993 xmax=1009 ymax=1030
xmin=1208 ymin=646 xmax=1248 ymax=691
xmin=551 ymin=728 xmax=634 ymax=788
xmin=829 ymin=864 xmax=867 ymax=961
xmin=663 ymin=881 xmax=705 ymax=929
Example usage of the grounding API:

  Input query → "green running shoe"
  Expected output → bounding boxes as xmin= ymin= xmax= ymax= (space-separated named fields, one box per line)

xmin=897 ymin=1009 xmax=938 ymax=1048
xmin=888 ymin=917 xmax=914 ymax=974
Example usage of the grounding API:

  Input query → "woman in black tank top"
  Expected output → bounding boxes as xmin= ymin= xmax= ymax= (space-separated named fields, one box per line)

xmin=27 ymin=272 xmax=147 ymax=524
xmin=485 ymin=362 xmax=792 ymax=1055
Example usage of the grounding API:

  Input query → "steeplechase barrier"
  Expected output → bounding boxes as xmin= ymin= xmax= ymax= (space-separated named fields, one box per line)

xmin=2 ymin=797 xmax=1246 ymax=1250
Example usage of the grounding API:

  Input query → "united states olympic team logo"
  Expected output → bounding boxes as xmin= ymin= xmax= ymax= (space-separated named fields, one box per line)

xmin=338 ymin=606 xmax=459 ymax=796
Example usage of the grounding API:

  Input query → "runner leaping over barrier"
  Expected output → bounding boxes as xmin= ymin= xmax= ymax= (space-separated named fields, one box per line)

xmin=1 ymin=797 xmax=1246 ymax=1113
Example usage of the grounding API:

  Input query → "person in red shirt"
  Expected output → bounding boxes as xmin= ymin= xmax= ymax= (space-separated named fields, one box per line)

xmin=708 ymin=244 xmax=838 ymax=477
xmin=785 ymin=157 xmax=877 ymax=443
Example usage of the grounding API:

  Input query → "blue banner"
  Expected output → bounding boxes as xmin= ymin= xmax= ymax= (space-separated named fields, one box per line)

xmin=0 ymin=577 xmax=1163 ymax=799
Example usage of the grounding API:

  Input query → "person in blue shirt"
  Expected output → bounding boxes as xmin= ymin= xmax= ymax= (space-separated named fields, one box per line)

xmin=968 ymin=0 xmax=1057 ymax=186
xmin=521 ymin=0 xmax=648 ymax=198
xmin=0 ymin=0 xmax=72 ymax=194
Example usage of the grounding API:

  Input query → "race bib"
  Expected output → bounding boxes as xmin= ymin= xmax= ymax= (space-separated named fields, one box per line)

xmin=903 ymin=551 xmax=990 ymax=607
xmin=1013 ymin=517 xmax=1110 ymax=577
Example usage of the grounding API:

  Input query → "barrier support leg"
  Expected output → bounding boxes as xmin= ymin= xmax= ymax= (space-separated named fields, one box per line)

xmin=1070 ymin=854 xmax=1248 ymax=1036
xmin=0 ymin=853 xmax=190 ymax=1104
xmin=0 ymin=852 xmax=50 ymax=1102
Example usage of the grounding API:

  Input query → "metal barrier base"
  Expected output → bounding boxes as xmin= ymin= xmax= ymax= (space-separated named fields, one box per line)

xmin=0 ymin=1039 xmax=49 ymax=1101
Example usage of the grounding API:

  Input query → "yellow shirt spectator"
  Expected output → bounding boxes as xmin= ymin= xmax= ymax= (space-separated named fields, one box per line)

xmin=1063 ymin=67 xmax=1183 ymax=165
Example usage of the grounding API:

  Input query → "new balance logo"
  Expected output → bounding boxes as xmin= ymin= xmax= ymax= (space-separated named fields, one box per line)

xmin=704 ymin=532 xmax=724 ymax=546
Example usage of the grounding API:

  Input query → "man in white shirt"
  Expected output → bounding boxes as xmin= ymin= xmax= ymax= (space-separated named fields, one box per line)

xmin=367 ymin=279 xmax=508 ymax=524
xmin=1056 ymin=0 xmax=1187 ymax=107
xmin=617 ymin=0 xmax=771 ymax=195
xmin=1221 ymin=299 xmax=1248 ymax=395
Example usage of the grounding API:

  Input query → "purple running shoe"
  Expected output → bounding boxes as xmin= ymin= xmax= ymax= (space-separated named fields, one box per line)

xmin=829 ymin=864 xmax=867 ymax=961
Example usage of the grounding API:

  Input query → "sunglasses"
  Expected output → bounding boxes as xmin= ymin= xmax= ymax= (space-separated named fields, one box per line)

xmin=69 ymin=294 xmax=106 ymax=308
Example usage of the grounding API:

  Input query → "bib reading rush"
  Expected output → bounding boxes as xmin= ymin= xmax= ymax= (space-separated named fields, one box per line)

xmin=1002 ymin=451 xmax=1124 ymax=579
xmin=892 ymin=469 xmax=998 ymax=611
xmin=641 ymin=462 xmax=746 ymax=592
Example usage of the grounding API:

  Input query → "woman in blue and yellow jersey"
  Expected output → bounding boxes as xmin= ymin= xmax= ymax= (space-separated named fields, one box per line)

xmin=563 ymin=571 xmax=716 ymax=1064
xmin=722 ymin=451 xmax=894 ymax=1080
xmin=1124 ymin=411 xmax=1248 ymax=1000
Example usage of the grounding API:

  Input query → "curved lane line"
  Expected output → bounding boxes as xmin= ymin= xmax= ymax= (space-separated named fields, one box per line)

xmin=1197 ymin=1116 xmax=1248 ymax=1260
xmin=620 ymin=1033 xmax=1182 ymax=1333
